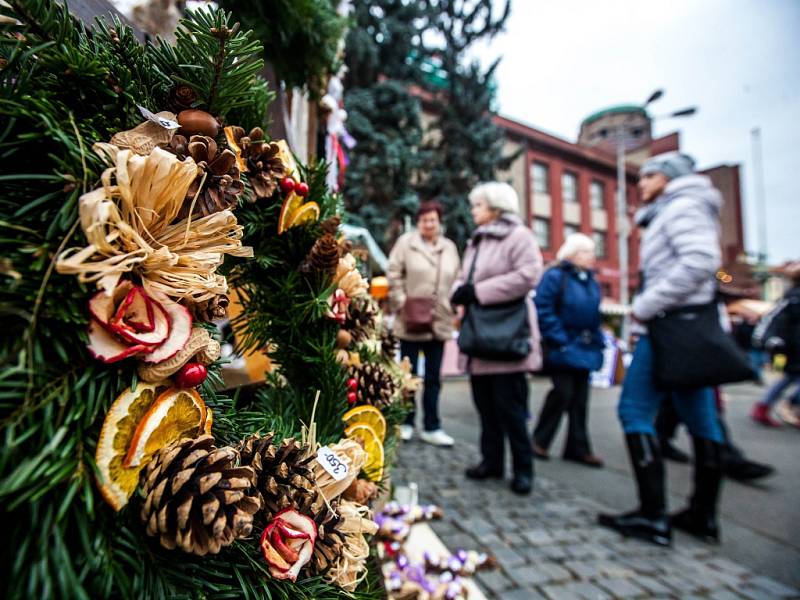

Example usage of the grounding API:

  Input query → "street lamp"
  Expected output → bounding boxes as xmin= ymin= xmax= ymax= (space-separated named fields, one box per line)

xmin=616 ymin=92 xmax=697 ymax=348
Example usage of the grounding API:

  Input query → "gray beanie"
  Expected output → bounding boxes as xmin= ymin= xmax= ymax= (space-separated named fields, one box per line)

xmin=639 ymin=151 xmax=696 ymax=180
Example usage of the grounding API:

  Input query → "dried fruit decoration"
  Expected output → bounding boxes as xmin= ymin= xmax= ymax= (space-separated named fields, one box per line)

xmin=260 ymin=509 xmax=318 ymax=581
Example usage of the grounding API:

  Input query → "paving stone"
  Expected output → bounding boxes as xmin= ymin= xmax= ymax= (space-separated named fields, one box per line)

xmin=502 ymin=532 xmax=529 ymax=547
xmin=500 ymin=587 xmax=550 ymax=600
xmin=474 ymin=569 xmax=514 ymax=595
xmin=746 ymin=576 xmax=800 ymax=597
xmin=492 ymin=545 xmax=527 ymax=568
xmin=524 ymin=528 xmax=556 ymax=546
xmin=709 ymin=590 xmax=749 ymax=600
xmin=564 ymin=560 xmax=605 ymax=579
xmin=537 ymin=544 xmax=570 ymax=560
xmin=543 ymin=581 xmax=613 ymax=600
xmin=736 ymin=586 xmax=785 ymax=600
xmin=706 ymin=558 xmax=753 ymax=578
xmin=440 ymin=533 xmax=478 ymax=550
xmin=634 ymin=576 xmax=675 ymax=595
xmin=594 ymin=577 xmax=646 ymax=598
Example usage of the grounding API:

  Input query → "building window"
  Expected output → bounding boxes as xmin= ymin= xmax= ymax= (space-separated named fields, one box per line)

xmin=564 ymin=223 xmax=579 ymax=239
xmin=562 ymin=171 xmax=578 ymax=203
xmin=590 ymin=181 xmax=605 ymax=210
xmin=593 ymin=230 xmax=607 ymax=258
xmin=534 ymin=218 xmax=550 ymax=250
xmin=532 ymin=162 xmax=549 ymax=194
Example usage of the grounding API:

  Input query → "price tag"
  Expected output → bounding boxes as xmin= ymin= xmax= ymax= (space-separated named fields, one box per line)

xmin=137 ymin=105 xmax=180 ymax=130
xmin=317 ymin=446 xmax=349 ymax=481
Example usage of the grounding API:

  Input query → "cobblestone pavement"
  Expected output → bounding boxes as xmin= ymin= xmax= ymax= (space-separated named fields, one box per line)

xmin=393 ymin=439 xmax=800 ymax=600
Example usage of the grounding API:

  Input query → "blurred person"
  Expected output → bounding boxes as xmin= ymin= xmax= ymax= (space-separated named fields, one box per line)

xmin=598 ymin=152 xmax=727 ymax=546
xmin=751 ymin=262 xmax=800 ymax=427
xmin=656 ymin=393 xmax=774 ymax=481
xmin=532 ymin=233 xmax=605 ymax=467
xmin=450 ymin=182 xmax=543 ymax=495
xmin=387 ymin=200 xmax=460 ymax=446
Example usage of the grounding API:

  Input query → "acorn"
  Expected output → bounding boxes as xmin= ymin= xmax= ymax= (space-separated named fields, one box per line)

xmin=177 ymin=109 xmax=219 ymax=138
xmin=336 ymin=329 xmax=352 ymax=349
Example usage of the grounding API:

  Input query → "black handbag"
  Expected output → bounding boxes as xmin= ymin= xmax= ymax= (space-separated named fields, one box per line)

xmin=647 ymin=302 xmax=753 ymax=388
xmin=457 ymin=241 xmax=531 ymax=361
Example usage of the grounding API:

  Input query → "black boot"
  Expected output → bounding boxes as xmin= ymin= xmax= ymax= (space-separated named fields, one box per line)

xmin=672 ymin=437 xmax=723 ymax=544
xmin=598 ymin=433 xmax=672 ymax=547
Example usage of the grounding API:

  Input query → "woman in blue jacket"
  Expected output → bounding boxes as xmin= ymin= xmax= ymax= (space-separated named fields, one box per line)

xmin=533 ymin=233 xmax=605 ymax=467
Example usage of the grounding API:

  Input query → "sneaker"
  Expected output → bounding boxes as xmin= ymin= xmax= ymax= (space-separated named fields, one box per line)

xmin=399 ymin=425 xmax=414 ymax=441
xmin=750 ymin=403 xmax=781 ymax=427
xmin=419 ymin=429 xmax=454 ymax=447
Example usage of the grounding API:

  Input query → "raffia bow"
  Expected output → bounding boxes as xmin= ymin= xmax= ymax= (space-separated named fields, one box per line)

xmin=56 ymin=144 xmax=253 ymax=302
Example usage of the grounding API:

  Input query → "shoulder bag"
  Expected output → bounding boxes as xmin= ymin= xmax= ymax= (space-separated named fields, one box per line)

xmin=647 ymin=302 xmax=753 ymax=388
xmin=457 ymin=241 xmax=531 ymax=361
xmin=402 ymin=250 xmax=440 ymax=334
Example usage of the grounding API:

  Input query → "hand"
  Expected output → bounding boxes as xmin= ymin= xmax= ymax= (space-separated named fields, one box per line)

xmin=450 ymin=283 xmax=477 ymax=306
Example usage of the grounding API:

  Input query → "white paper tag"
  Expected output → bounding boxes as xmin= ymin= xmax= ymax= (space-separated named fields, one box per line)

xmin=317 ymin=446 xmax=349 ymax=481
xmin=137 ymin=105 xmax=180 ymax=130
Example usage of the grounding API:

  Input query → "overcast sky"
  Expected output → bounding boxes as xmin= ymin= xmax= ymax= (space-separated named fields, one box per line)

xmin=473 ymin=0 xmax=799 ymax=263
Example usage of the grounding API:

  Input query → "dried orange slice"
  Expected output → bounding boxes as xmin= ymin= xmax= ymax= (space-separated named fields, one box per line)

xmin=344 ymin=423 xmax=384 ymax=482
xmin=278 ymin=191 xmax=304 ymax=234
xmin=122 ymin=387 xmax=207 ymax=469
xmin=343 ymin=405 xmax=386 ymax=442
xmin=95 ymin=382 xmax=168 ymax=511
xmin=286 ymin=201 xmax=320 ymax=229
xmin=223 ymin=126 xmax=248 ymax=172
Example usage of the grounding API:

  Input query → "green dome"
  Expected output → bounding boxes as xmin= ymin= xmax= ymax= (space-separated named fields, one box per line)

xmin=581 ymin=105 xmax=648 ymax=128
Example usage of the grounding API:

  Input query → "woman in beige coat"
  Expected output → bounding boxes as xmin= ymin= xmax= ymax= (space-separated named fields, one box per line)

xmin=388 ymin=201 xmax=461 ymax=446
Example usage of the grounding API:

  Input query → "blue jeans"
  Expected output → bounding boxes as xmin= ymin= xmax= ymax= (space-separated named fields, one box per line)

xmin=762 ymin=373 xmax=800 ymax=407
xmin=400 ymin=339 xmax=445 ymax=431
xmin=618 ymin=336 xmax=723 ymax=442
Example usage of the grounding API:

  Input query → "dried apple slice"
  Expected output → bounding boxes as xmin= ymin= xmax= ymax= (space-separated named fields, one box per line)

xmin=113 ymin=285 xmax=156 ymax=333
xmin=111 ymin=297 xmax=170 ymax=346
xmin=140 ymin=297 xmax=192 ymax=364
xmin=87 ymin=319 xmax=151 ymax=363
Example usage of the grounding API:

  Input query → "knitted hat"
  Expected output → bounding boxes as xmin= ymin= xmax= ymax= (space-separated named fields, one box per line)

xmin=639 ymin=152 xmax=696 ymax=180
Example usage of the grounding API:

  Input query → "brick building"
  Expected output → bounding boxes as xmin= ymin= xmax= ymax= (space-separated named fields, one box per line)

xmin=493 ymin=110 xmax=747 ymax=301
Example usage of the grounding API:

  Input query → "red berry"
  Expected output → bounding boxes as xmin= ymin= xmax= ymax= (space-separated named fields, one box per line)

xmin=347 ymin=391 xmax=357 ymax=404
xmin=295 ymin=181 xmax=310 ymax=197
xmin=280 ymin=177 xmax=296 ymax=194
xmin=174 ymin=362 xmax=208 ymax=388
xmin=347 ymin=378 xmax=358 ymax=391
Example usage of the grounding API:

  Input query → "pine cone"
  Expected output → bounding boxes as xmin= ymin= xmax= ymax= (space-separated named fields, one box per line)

xmin=227 ymin=126 xmax=287 ymax=201
xmin=380 ymin=327 xmax=399 ymax=361
xmin=310 ymin=498 xmax=346 ymax=574
xmin=169 ymin=134 xmax=244 ymax=219
xmin=320 ymin=216 xmax=341 ymax=236
xmin=168 ymin=84 xmax=198 ymax=112
xmin=344 ymin=296 xmax=380 ymax=343
xmin=192 ymin=294 xmax=229 ymax=322
xmin=238 ymin=433 xmax=323 ymax=519
xmin=139 ymin=435 xmax=261 ymax=556
xmin=349 ymin=361 xmax=398 ymax=407
xmin=302 ymin=233 xmax=340 ymax=279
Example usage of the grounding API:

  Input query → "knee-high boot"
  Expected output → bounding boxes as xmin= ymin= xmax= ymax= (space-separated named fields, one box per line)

xmin=598 ymin=433 xmax=672 ymax=546
xmin=671 ymin=437 xmax=724 ymax=543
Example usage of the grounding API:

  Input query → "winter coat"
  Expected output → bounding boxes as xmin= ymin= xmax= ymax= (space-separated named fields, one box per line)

xmin=452 ymin=213 xmax=543 ymax=375
xmin=754 ymin=283 xmax=800 ymax=374
xmin=535 ymin=261 xmax=604 ymax=372
xmin=387 ymin=231 xmax=461 ymax=342
xmin=633 ymin=174 xmax=722 ymax=322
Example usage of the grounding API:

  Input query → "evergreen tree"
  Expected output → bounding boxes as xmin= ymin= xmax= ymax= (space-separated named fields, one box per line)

xmin=342 ymin=0 xmax=429 ymax=249
xmin=0 ymin=3 xmax=384 ymax=598
xmin=417 ymin=0 xmax=514 ymax=250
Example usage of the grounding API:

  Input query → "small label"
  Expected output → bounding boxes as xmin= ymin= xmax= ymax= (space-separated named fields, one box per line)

xmin=137 ymin=105 xmax=180 ymax=130
xmin=317 ymin=446 xmax=349 ymax=481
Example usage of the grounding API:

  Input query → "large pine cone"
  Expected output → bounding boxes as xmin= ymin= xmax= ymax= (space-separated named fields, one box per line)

xmin=238 ymin=434 xmax=323 ymax=519
xmin=227 ymin=126 xmax=287 ymax=201
xmin=349 ymin=361 xmax=399 ymax=407
xmin=140 ymin=435 xmax=261 ymax=556
xmin=169 ymin=134 xmax=244 ymax=218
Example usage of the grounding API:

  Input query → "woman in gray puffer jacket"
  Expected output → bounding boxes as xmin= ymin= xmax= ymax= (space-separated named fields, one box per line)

xmin=599 ymin=152 xmax=726 ymax=548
